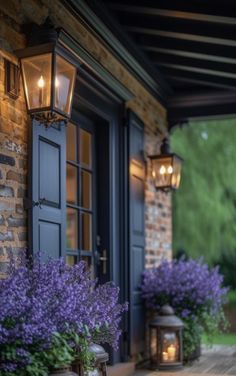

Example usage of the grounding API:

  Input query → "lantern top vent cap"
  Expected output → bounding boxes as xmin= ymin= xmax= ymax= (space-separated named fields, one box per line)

xmin=160 ymin=304 xmax=175 ymax=316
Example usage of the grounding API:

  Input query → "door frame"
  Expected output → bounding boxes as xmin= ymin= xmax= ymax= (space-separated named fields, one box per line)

xmin=72 ymin=66 xmax=126 ymax=363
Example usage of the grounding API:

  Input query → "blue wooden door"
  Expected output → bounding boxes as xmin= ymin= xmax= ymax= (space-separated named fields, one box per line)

xmin=128 ymin=111 xmax=145 ymax=357
xmin=29 ymin=121 xmax=66 ymax=258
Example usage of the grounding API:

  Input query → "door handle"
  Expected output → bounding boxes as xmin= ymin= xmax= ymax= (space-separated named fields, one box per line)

xmin=99 ymin=249 xmax=107 ymax=275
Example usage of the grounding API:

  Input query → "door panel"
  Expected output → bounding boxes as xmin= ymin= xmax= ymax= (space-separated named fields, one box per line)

xmin=128 ymin=111 xmax=145 ymax=357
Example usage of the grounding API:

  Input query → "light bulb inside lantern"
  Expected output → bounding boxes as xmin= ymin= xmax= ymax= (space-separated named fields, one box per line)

xmin=55 ymin=76 xmax=60 ymax=88
xmin=159 ymin=165 xmax=166 ymax=175
xmin=167 ymin=165 xmax=173 ymax=174
xmin=37 ymin=75 xmax=45 ymax=88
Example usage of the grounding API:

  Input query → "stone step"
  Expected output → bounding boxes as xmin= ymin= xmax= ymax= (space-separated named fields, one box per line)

xmin=108 ymin=362 xmax=136 ymax=376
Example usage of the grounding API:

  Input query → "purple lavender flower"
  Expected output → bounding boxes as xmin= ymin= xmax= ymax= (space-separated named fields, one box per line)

xmin=140 ymin=258 xmax=228 ymax=318
xmin=0 ymin=255 xmax=128 ymax=374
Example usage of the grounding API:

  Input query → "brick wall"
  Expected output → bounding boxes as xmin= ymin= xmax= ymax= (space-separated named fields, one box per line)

xmin=0 ymin=50 xmax=28 ymax=277
xmin=0 ymin=0 xmax=172 ymax=271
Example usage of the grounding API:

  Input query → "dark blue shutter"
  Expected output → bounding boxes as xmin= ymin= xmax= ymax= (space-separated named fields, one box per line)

xmin=29 ymin=121 xmax=66 ymax=259
xmin=128 ymin=111 xmax=145 ymax=357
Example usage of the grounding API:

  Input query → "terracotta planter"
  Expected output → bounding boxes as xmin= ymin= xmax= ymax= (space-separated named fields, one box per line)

xmin=49 ymin=367 xmax=78 ymax=376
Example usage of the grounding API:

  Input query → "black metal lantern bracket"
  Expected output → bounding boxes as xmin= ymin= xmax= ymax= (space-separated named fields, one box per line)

xmin=15 ymin=18 xmax=79 ymax=128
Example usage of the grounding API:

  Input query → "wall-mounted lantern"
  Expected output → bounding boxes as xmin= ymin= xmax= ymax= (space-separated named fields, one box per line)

xmin=149 ymin=138 xmax=183 ymax=191
xmin=16 ymin=19 xmax=78 ymax=126
xmin=149 ymin=305 xmax=183 ymax=370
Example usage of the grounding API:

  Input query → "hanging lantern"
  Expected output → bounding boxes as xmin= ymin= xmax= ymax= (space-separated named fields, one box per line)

xmin=16 ymin=19 xmax=78 ymax=126
xmin=149 ymin=138 xmax=183 ymax=191
xmin=149 ymin=305 xmax=184 ymax=370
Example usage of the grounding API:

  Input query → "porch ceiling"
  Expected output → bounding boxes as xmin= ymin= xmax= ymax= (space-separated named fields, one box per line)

xmin=97 ymin=0 xmax=236 ymax=128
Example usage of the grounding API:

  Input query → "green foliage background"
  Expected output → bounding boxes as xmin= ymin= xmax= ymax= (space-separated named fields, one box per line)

xmin=171 ymin=118 xmax=236 ymax=287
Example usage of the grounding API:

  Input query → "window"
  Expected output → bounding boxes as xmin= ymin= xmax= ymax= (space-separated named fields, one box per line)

xmin=66 ymin=122 xmax=94 ymax=268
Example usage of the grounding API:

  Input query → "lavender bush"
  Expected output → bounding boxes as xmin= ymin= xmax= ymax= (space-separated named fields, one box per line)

xmin=141 ymin=258 xmax=228 ymax=360
xmin=0 ymin=255 xmax=128 ymax=375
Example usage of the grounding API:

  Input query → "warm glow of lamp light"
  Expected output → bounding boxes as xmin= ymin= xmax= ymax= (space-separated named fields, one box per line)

xmin=159 ymin=165 xmax=166 ymax=175
xmin=37 ymin=75 xmax=45 ymax=88
xmin=167 ymin=165 xmax=173 ymax=174
xmin=167 ymin=344 xmax=176 ymax=361
xmin=149 ymin=138 xmax=183 ymax=191
xmin=16 ymin=19 xmax=78 ymax=126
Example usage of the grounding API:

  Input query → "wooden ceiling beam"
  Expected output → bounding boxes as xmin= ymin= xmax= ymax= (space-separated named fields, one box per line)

xmin=141 ymin=46 xmax=236 ymax=66
xmin=115 ymin=12 xmax=236 ymax=40
xmin=168 ymin=90 xmax=236 ymax=128
xmin=138 ymin=35 xmax=236 ymax=59
xmin=125 ymin=27 xmax=236 ymax=47
xmin=150 ymin=53 xmax=236 ymax=75
xmin=103 ymin=0 xmax=236 ymax=18
xmin=159 ymin=66 xmax=236 ymax=90
xmin=108 ymin=3 xmax=236 ymax=25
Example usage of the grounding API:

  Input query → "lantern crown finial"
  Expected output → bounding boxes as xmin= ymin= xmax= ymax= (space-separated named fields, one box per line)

xmin=160 ymin=304 xmax=175 ymax=316
xmin=27 ymin=17 xmax=58 ymax=47
xmin=160 ymin=138 xmax=170 ymax=155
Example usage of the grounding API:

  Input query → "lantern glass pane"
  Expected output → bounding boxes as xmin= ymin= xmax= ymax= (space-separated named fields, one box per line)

xmin=54 ymin=55 xmax=76 ymax=115
xmin=21 ymin=53 xmax=52 ymax=110
xmin=150 ymin=328 xmax=157 ymax=363
xmin=152 ymin=156 xmax=173 ymax=188
xmin=171 ymin=156 xmax=182 ymax=189
xmin=161 ymin=332 xmax=179 ymax=363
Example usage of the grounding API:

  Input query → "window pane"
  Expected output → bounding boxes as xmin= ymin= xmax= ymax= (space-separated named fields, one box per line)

xmin=66 ymin=255 xmax=78 ymax=266
xmin=81 ymin=170 xmax=92 ymax=209
xmin=80 ymin=129 xmax=92 ymax=167
xmin=66 ymin=208 xmax=78 ymax=249
xmin=81 ymin=212 xmax=92 ymax=251
xmin=66 ymin=123 xmax=76 ymax=161
xmin=66 ymin=164 xmax=77 ymax=204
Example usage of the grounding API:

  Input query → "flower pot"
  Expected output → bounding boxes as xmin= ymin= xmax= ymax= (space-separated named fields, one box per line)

xmin=49 ymin=367 xmax=78 ymax=376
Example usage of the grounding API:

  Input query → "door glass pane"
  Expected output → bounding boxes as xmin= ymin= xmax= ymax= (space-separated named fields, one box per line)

xmin=66 ymin=164 xmax=77 ymax=204
xmin=66 ymin=123 xmax=76 ymax=161
xmin=66 ymin=255 xmax=78 ymax=266
xmin=81 ymin=170 xmax=92 ymax=209
xmin=66 ymin=208 xmax=78 ymax=249
xmin=80 ymin=129 xmax=92 ymax=167
xmin=81 ymin=212 xmax=92 ymax=251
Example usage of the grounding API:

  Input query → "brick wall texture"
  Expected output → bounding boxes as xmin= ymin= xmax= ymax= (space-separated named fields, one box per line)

xmin=0 ymin=0 xmax=172 ymax=271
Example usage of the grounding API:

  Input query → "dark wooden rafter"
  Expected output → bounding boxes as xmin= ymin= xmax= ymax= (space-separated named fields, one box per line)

xmin=103 ymin=0 xmax=236 ymax=18
xmin=59 ymin=0 xmax=236 ymax=125
xmin=100 ymin=0 xmax=236 ymax=125
xmin=168 ymin=91 xmax=236 ymax=129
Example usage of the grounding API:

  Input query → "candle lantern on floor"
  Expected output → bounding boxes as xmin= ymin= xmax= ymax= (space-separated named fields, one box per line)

xmin=72 ymin=343 xmax=108 ymax=376
xmin=149 ymin=305 xmax=183 ymax=370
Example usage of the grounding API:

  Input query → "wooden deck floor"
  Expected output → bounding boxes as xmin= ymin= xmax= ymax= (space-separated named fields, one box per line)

xmin=135 ymin=345 xmax=236 ymax=376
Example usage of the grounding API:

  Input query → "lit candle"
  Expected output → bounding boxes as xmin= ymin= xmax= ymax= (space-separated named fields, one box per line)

xmin=167 ymin=344 xmax=176 ymax=361
xmin=162 ymin=352 xmax=168 ymax=361
xmin=37 ymin=75 xmax=45 ymax=107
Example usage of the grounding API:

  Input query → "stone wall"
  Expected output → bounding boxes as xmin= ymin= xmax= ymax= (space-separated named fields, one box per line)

xmin=0 ymin=0 xmax=172 ymax=271
xmin=0 ymin=50 xmax=28 ymax=277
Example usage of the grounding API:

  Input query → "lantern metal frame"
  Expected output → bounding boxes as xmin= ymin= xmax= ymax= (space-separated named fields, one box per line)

xmin=149 ymin=305 xmax=184 ymax=371
xmin=15 ymin=20 xmax=79 ymax=127
xmin=149 ymin=138 xmax=183 ymax=191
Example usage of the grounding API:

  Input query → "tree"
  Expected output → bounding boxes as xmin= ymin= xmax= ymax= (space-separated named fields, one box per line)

xmin=171 ymin=118 xmax=236 ymax=272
